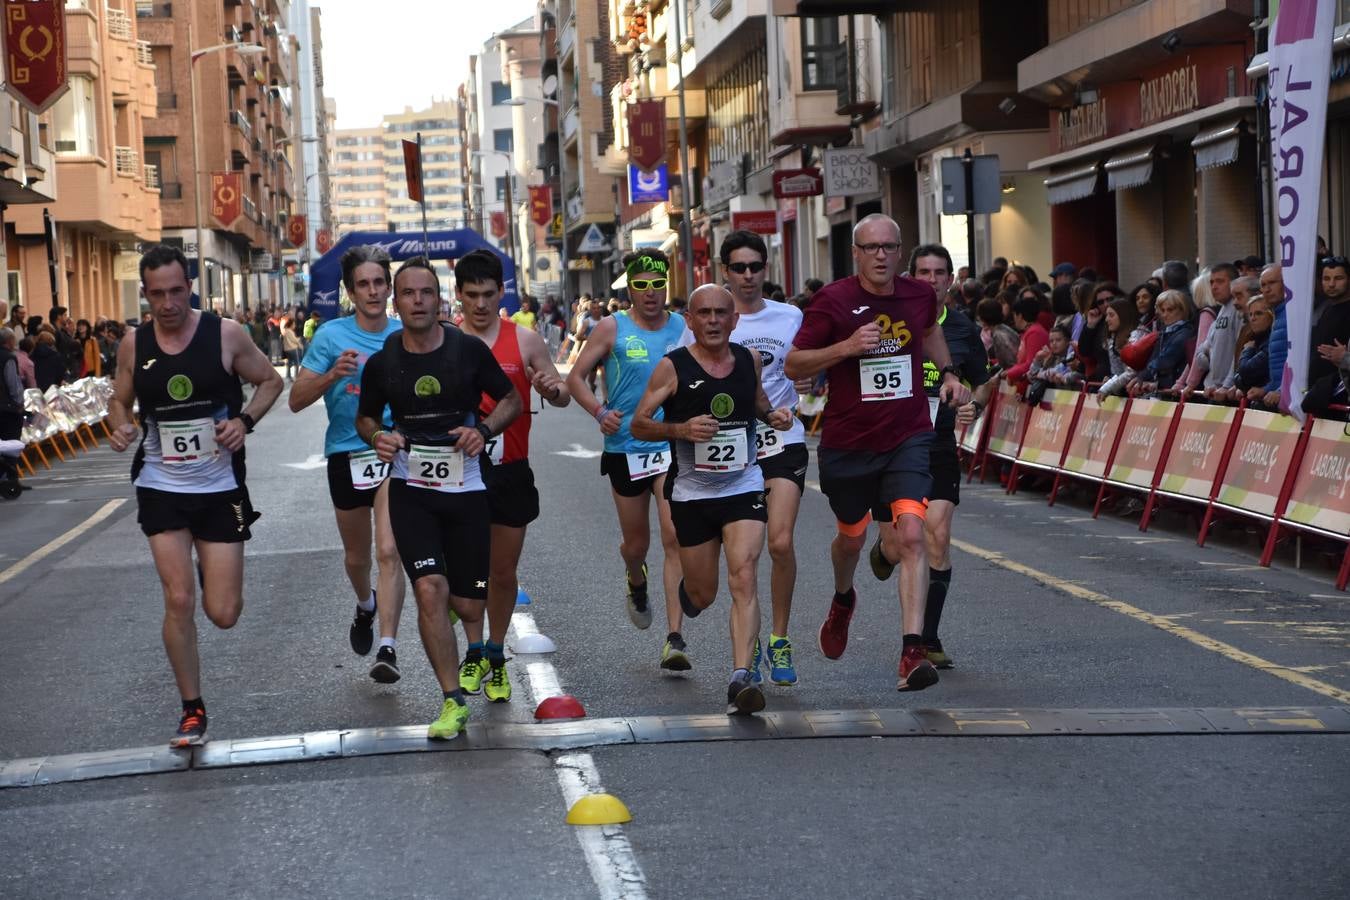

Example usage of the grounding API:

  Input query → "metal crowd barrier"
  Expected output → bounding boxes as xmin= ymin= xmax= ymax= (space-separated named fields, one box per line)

xmin=959 ymin=381 xmax=1350 ymax=591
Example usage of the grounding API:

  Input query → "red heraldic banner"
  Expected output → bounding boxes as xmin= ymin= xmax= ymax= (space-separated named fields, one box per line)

xmin=211 ymin=173 xmax=243 ymax=228
xmin=287 ymin=215 xmax=307 ymax=248
xmin=626 ymin=99 xmax=665 ymax=170
xmin=528 ymin=185 xmax=552 ymax=227
xmin=4 ymin=0 xmax=68 ymax=114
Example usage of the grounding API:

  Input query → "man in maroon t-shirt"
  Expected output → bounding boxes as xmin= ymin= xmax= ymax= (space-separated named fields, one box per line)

xmin=785 ymin=214 xmax=970 ymax=692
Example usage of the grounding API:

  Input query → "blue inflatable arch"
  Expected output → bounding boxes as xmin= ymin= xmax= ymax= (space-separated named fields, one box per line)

xmin=308 ymin=229 xmax=519 ymax=320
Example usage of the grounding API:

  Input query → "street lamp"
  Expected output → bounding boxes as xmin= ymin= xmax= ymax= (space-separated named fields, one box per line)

xmin=503 ymin=95 xmax=567 ymax=302
xmin=188 ymin=26 xmax=264 ymax=308
xmin=471 ymin=148 xmax=519 ymax=279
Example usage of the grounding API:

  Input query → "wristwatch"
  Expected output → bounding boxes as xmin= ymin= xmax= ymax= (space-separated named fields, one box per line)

xmin=238 ymin=413 xmax=256 ymax=434
xmin=940 ymin=365 xmax=963 ymax=380
xmin=475 ymin=423 xmax=493 ymax=443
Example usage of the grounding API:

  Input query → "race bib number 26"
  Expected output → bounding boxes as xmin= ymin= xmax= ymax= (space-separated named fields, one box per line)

xmin=408 ymin=444 xmax=465 ymax=491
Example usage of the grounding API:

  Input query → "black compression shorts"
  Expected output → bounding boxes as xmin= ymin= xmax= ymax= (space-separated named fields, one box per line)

xmin=137 ymin=486 xmax=259 ymax=543
xmin=669 ymin=490 xmax=767 ymax=547
xmin=387 ymin=479 xmax=490 ymax=598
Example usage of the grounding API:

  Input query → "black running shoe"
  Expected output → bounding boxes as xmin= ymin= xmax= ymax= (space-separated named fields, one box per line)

xmin=350 ymin=595 xmax=377 ymax=656
xmin=726 ymin=671 xmax=765 ymax=716
xmin=170 ymin=707 xmax=207 ymax=748
xmin=370 ymin=645 xmax=401 ymax=683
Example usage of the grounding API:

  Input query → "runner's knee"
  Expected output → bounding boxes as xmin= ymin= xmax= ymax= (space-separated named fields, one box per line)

xmin=767 ymin=530 xmax=796 ymax=562
xmin=163 ymin=588 xmax=195 ymax=620
xmin=204 ymin=601 xmax=241 ymax=630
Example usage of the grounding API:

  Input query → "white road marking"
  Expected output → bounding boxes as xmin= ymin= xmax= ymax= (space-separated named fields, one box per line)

xmin=553 ymin=443 xmax=603 ymax=459
xmin=283 ymin=453 xmax=327 ymax=470
xmin=509 ymin=611 xmax=648 ymax=899
xmin=0 ymin=499 xmax=125 ymax=587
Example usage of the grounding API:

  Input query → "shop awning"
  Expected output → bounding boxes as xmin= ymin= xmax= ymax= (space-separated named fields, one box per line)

xmin=1104 ymin=146 xmax=1156 ymax=192
xmin=1192 ymin=120 xmax=1244 ymax=171
xmin=611 ymin=272 xmax=627 ymax=290
xmin=660 ymin=233 xmax=678 ymax=253
xmin=1044 ymin=163 xmax=1100 ymax=205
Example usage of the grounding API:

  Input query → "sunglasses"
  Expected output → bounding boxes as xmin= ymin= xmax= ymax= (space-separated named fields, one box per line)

xmin=726 ymin=261 xmax=766 ymax=275
xmin=629 ymin=278 xmax=668 ymax=291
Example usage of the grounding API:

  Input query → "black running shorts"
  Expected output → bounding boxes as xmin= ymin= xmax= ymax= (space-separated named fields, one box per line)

xmin=758 ymin=442 xmax=809 ymax=494
xmin=927 ymin=430 xmax=961 ymax=505
xmin=482 ymin=459 xmax=540 ymax=528
xmin=327 ymin=451 xmax=382 ymax=511
xmin=387 ymin=479 xmax=490 ymax=598
xmin=600 ymin=450 xmax=668 ymax=498
xmin=137 ymin=486 xmax=259 ymax=543
xmin=817 ymin=430 xmax=934 ymax=525
xmin=669 ymin=490 xmax=767 ymax=548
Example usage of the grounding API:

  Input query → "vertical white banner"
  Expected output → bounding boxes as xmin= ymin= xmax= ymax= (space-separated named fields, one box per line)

xmin=1268 ymin=0 xmax=1335 ymax=421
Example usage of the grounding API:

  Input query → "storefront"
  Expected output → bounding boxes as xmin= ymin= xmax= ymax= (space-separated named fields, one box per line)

xmin=1029 ymin=42 xmax=1260 ymax=286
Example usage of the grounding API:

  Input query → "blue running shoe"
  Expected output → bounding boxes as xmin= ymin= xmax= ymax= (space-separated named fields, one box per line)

xmin=767 ymin=637 xmax=797 ymax=685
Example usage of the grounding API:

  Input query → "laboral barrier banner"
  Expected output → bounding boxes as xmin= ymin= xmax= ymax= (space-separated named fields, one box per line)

xmin=1283 ymin=416 xmax=1350 ymax=536
xmin=958 ymin=403 xmax=986 ymax=455
xmin=1156 ymin=402 xmax=1235 ymax=501
xmin=1016 ymin=388 xmax=1079 ymax=470
xmin=1061 ymin=395 xmax=1127 ymax=479
xmin=1213 ymin=408 xmax=1303 ymax=517
xmin=1105 ymin=398 xmax=1173 ymax=489
xmin=985 ymin=383 xmax=1028 ymax=459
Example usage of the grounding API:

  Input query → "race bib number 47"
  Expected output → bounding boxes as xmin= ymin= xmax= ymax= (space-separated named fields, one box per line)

xmin=348 ymin=449 xmax=390 ymax=490
xmin=159 ymin=417 xmax=218 ymax=465
xmin=407 ymin=444 xmax=465 ymax=491
xmin=859 ymin=355 xmax=913 ymax=402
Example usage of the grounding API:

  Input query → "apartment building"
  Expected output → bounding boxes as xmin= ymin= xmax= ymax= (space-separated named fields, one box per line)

xmin=0 ymin=104 xmax=58 ymax=317
xmin=9 ymin=0 xmax=161 ymax=323
xmin=290 ymin=0 xmax=333 ymax=264
xmin=382 ymin=101 xmax=464 ymax=237
xmin=330 ymin=126 xmax=387 ymax=234
xmin=139 ymin=0 xmax=297 ymax=312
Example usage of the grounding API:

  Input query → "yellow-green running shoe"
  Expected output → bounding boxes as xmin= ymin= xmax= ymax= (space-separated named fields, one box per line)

xmin=459 ymin=656 xmax=490 ymax=694
xmin=484 ymin=664 xmax=512 ymax=702
xmin=427 ymin=697 xmax=469 ymax=740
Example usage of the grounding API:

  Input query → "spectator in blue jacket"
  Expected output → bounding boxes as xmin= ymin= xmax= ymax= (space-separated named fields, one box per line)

xmin=1247 ymin=265 xmax=1287 ymax=408
xmin=1128 ymin=290 xmax=1194 ymax=394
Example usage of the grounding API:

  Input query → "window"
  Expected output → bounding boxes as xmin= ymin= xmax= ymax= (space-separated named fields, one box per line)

xmin=801 ymin=17 xmax=840 ymax=90
xmin=52 ymin=75 xmax=97 ymax=156
xmin=490 ymin=81 xmax=512 ymax=105
xmin=495 ymin=177 xmax=507 ymax=201
xmin=493 ymin=129 xmax=514 ymax=153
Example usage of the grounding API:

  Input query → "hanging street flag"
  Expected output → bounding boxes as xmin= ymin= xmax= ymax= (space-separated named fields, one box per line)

xmin=1268 ymin=0 xmax=1335 ymax=421
xmin=402 ymin=138 xmax=424 ymax=203
xmin=626 ymin=98 xmax=666 ymax=170
xmin=316 ymin=228 xmax=333 ymax=255
xmin=286 ymin=214 xmax=307 ymax=247
xmin=210 ymin=172 xmax=243 ymax=228
xmin=528 ymin=184 xmax=553 ymax=227
xmin=490 ymin=210 xmax=508 ymax=240
xmin=3 ymin=0 xmax=69 ymax=114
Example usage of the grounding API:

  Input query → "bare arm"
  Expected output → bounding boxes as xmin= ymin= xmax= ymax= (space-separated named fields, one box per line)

xmin=631 ymin=358 xmax=714 ymax=443
xmin=520 ymin=326 xmax=571 ymax=408
xmin=784 ymin=321 xmax=880 ymax=381
xmin=451 ymin=386 xmax=523 ymax=457
xmin=106 ymin=334 xmax=139 ymax=452
xmin=215 ymin=320 xmax=284 ymax=452
xmin=288 ymin=348 xmax=359 ymax=412
xmin=922 ymin=324 xmax=971 ymax=406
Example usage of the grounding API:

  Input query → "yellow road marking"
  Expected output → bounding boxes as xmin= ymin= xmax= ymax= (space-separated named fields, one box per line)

xmin=950 ymin=537 xmax=1350 ymax=705
xmin=0 ymin=499 xmax=125 ymax=588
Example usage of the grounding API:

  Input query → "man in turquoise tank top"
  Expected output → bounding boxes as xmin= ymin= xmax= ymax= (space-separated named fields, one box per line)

xmin=567 ymin=250 xmax=691 ymax=671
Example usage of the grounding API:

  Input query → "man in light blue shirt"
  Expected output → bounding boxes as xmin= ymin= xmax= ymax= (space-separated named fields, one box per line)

xmin=290 ymin=246 xmax=407 ymax=683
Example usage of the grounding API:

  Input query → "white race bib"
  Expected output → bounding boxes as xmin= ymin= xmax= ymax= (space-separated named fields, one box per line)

xmin=348 ymin=449 xmax=390 ymax=490
xmin=694 ymin=428 xmax=749 ymax=472
xmin=754 ymin=421 xmax=786 ymax=460
xmin=928 ymin=396 xmax=941 ymax=426
xmin=859 ymin=355 xmax=913 ymax=401
xmin=483 ymin=433 xmax=505 ymax=466
xmin=626 ymin=449 xmax=671 ymax=481
xmin=407 ymin=444 xmax=464 ymax=491
xmin=158 ymin=417 xmax=218 ymax=465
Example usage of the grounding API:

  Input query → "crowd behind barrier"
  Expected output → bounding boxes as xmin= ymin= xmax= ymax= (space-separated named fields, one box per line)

xmin=960 ymin=380 xmax=1350 ymax=591
xmin=7 ymin=377 xmax=115 ymax=477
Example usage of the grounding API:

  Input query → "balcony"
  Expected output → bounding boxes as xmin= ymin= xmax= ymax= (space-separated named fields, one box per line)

xmin=105 ymin=4 xmax=132 ymax=41
xmin=114 ymin=146 xmax=140 ymax=178
xmin=561 ymin=105 xmax=579 ymax=146
xmin=136 ymin=1 xmax=172 ymax=16
xmin=243 ymin=195 xmax=258 ymax=223
xmin=143 ymin=163 xmax=160 ymax=189
xmin=558 ymin=15 xmax=576 ymax=61
xmin=135 ymin=41 xmax=154 ymax=66
xmin=225 ymin=25 xmax=243 ymax=42
xmin=230 ymin=109 xmax=252 ymax=139
xmin=832 ymin=37 xmax=878 ymax=117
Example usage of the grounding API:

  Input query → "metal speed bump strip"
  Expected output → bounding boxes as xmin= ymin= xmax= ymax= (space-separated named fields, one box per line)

xmin=2 ymin=705 xmax=1347 ymax=789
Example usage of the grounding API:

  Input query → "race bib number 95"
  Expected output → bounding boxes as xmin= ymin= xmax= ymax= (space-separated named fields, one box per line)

xmin=859 ymin=355 xmax=913 ymax=402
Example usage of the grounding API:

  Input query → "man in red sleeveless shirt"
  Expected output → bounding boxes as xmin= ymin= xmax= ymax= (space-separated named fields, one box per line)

xmin=455 ymin=250 xmax=571 ymax=702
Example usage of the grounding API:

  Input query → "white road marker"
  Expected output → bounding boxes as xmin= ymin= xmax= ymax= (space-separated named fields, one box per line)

xmin=0 ymin=499 xmax=125 ymax=587
xmin=509 ymin=611 xmax=648 ymax=899
xmin=553 ymin=443 xmax=604 ymax=459
xmin=282 ymin=453 xmax=327 ymax=470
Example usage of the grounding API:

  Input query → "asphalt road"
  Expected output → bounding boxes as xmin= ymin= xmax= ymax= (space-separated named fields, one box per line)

xmin=1 ymin=380 xmax=1347 ymax=899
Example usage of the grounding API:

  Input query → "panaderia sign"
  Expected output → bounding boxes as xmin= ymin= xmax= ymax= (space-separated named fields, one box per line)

xmin=1051 ymin=43 xmax=1250 ymax=153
